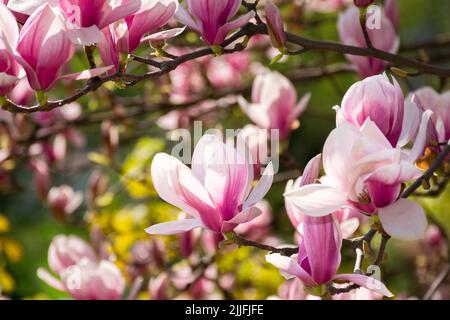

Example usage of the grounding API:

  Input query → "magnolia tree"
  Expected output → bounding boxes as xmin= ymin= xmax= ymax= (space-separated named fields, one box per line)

xmin=0 ymin=0 xmax=449 ymax=300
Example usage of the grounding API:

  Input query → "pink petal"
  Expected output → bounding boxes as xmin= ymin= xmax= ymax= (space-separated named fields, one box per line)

xmin=214 ymin=11 xmax=255 ymax=45
xmin=174 ymin=3 xmax=200 ymax=32
xmin=37 ymin=267 xmax=66 ymax=292
xmin=266 ymin=253 xmax=317 ymax=287
xmin=60 ymin=66 xmax=114 ymax=81
xmin=334 ymin=273 xmax=393 ymax=297
xmin=0 ymin=1 xmax=19 ymax=47
xmin=299 ymin=154 xmax=322 ymax=187
xmin=243 ymin=162 xmax=274 ymax=209
xmin=406 ymin=109 xmax=433 ymax=162
xmin=226 ymin=206 xmax=262 ymax=225
xmin=145 ymin=218 xmax=204 ymax=235
xmin=290 ymin=92 xmax=311 ymax=124
xmin=378 ymin=199 xmax=427 ymax=240
xmin=141 ymin=27 xmax=186 ymax=43
xmin=284 ymin=184 xmax=348 ymax=217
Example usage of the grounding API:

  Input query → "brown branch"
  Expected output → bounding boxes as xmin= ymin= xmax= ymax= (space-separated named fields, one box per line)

xmin=232 ymin=233 xmax=298 ymax=256
xmin=402 ymin=144 xmax=450 ymax=198
xmin=423 ymin=264 xmax=450 ymax=300
xmin=2 ymin=21 xmax=450 ymax=114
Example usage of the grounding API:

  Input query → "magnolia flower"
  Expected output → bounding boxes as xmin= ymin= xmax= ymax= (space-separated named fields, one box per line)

xmin=338 ymin=5 xmax=399 ymax=77
xmin=29 ymin=158 xmax=51 ymax=200
xmin=265 ymin=0 xmax=286 ymax=50
xmin=8 ymin=0 xmax=141 ymax=45
xmin=38 ymin=235 xmax=125 ymax=300
xmin=47 ymin=185 xmax=83 ymax=221
xmin=337 ymin=74 xmax=404 ymax=147
xmin=239 ymin=71 xmax=311 ymax=140
xmin=0 ymin=3 xmax=21 ymax=96
xmin=145 ymin=134 xmax=274 ymax=235
xmin=2 ymin=4 xmax=111 ymax=92
xmin=285 ymin=116 xmax=432 ymax=241
xmin=266 ymin=211 xmax=393 ymax=297
xmin=285 ymin=155 xmax=359 ymax=240
xmin=353 ymin=0 xmax=374 ymax=7
xmin=175 ymin=0 xmax=255 ymax=47
xmin=270 ymin=160 xmax=389 ymax=297
xmin=47 ymin=235 xmax=96 ymax=274
xmin=205 ymin=51 xmax=250 ymax=89
xmin=411 ymin=87 xmax=450 ymax=143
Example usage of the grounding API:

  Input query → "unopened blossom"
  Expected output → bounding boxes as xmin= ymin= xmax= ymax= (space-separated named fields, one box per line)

xmin=47 ymin=235 xmax=96 ymax=274
xmin=384 ymin=0 xmax=399 ymax=32
xmin=205 ymin=51 xmax=251 ymax=89
xmin=336 ymin=74 xmax=404 ymax=147
xmin=338 ymin=5 xmax=399 ymax=77
xmin=285 ymin=116 xmax=433 ymax=240
xmin=145 ymin=134 xmax=274 ymax=235
xmin=0 ymin=3 xmax=21 ymax=96
xmin=411 ymin=87 xmax=450 ymax=143
xmin=149 ymin=273 xmax=170 ymax=300
xmin=47 ymin=185 xmax=83 ymax=221
xmin=239 ymin=71 xmax=311 ymax=140
xmin=8 ymin=78 xmax=34 ymax=105
xmin=175 ymin=0 xmax=255 ymax=47
xmin=265 ymin=0 xmax=286 ymax=50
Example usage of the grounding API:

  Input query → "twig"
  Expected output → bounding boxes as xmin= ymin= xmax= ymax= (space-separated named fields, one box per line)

xmin=423 ymin=264 xmax=450 ymax=300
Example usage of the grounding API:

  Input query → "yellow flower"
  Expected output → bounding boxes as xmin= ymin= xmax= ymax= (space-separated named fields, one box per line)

xmin=0 ymin=215 xmax=10 ymax=233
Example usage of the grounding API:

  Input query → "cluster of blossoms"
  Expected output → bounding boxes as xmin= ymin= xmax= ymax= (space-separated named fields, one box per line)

xmin=0 ymin=0 xmax=449 ymax=301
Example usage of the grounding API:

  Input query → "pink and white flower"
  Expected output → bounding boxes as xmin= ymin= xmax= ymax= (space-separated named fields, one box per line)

xmin=145 ymin=133 xmax=274 ymax=235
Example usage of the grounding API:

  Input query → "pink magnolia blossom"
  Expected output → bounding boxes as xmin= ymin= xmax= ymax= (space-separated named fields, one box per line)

xmin=175 ymin=0 xmax=255 ymax=46
xmin=267 ymin=206 xmax=393 ymax=297
xmin=410 ymin=87 xmax=450 ymax=143
xmin=268 ymin=155 xmax=392 ymax=297
xmin=145 ymin=134 xmax=274 ymax=235
xmin=284 ymin=116 xmax=433 ymax=241
xmin=337 ymin=74 xmax=405 ymax=146
xmin=38 ymin=235 xmax=126 ymax=300
xmin=149 ymin=273 xmax=170 ymax=300
xmin=265 ymin=0 xmax=286 ymax=50
xmin=47 ymin=235 xmax=96 ymax=274
xmin=338 ymin=5 xmax=399 ymax=77
xmin=239 ymin=71 xmax=311 ymax=140
xmin=3 ymin=4 xmax=111 ymax=92
xmin=47 ymin=185 xmax=83 ymax=220
xmin=384 ymin=0 xmax=399 ymax=32
xmin=0 ymin=3 xmax=21 ymax=96
xmin=7 ymin=0 xmax=142 ymax=45
xmin=205 ymin=51 xmax=251 ymax=89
